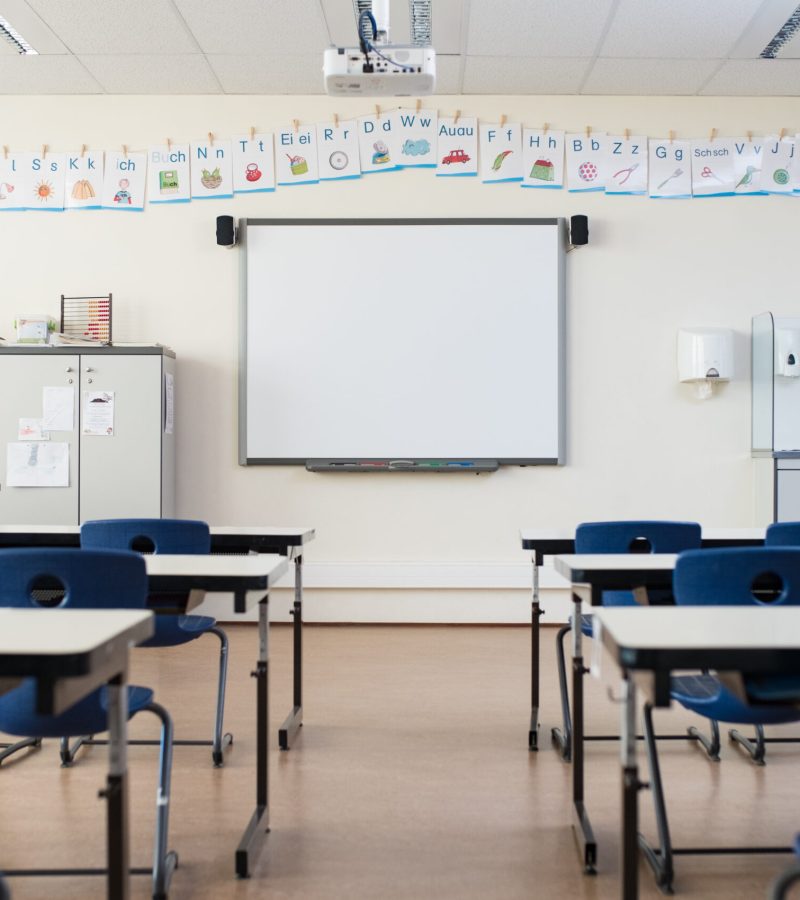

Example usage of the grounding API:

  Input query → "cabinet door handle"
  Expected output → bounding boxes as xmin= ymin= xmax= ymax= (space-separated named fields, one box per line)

xmin=65 ymin=367 xmax=73 ymax=373
xmin=85 ymin=366 xmax=94 ymax=373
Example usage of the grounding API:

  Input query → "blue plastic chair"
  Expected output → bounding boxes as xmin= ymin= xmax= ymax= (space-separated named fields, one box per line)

xmin=79 ymin=518 xmax=232 ymax=767
xmin=772 ymin=834 xmax=800 ymax=899
xmin=0 ymin=548 xmax=176 ymax=899
xmin=553 ymin=521 xmax=702 ymax=761
xmin=640 ymin=547 xmax=800 ymax=892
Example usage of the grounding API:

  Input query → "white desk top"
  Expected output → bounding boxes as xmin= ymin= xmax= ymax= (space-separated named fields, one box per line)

xmin=143 ymin=553 xmax=288 ymax=580
xmin=594 ymin=606 xmax=800 ymax=651
xmin=0 ymin=609 xmax=153 ymax=656
xmin=0 ymin=524 xmax=315 ymax=539
xmin=554 ymin=554 xmax=678 ymax=578
xmin=520 ymin=527 xmax=765 ymax=544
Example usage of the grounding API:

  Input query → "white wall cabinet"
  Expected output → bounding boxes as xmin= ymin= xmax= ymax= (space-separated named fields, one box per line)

xmin=0 ymin=347 xmax=175 ymax=525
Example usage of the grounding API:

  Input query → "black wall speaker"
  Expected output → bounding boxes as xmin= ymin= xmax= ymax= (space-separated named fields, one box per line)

xmin=216 ymin=215 xmax=236 ymax=247
xmin=570 ymin=214 xmax=589 ymax=246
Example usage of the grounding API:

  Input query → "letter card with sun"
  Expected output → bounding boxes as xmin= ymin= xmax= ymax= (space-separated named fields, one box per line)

xmin=101 ymin=151 xmax=146 ymax=210
xmin=65 ymin=151 xmax=103 ymax=210
xmin=0 ymin=154 xmax=28 ymax=211
xmin=28 ymin=153 xmax=66 ymax=211
xmin=233 ymin=134 xmax=275 ymax=193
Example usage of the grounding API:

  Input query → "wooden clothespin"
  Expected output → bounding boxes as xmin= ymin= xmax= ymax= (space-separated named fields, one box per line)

xmin=779 ymin=127 xmax=786 ymax=141
xmin=2 ymin=145 xmax=7 ymax=160
xmin=709 ymin=127 xmax=717 ymax=142
xmin=375 ymin=104 xmax=381 ymax=119
xmin=166 ymin=138 xmax=172 ymax=152
xmin=41 ymin=144 xmax=47 ymax=160
xmin=499 ymin=114 xmax=506 ymax=128
xmin=80 ymin=144 xmax=86 ymax=158
xmin=250 ymin=126 xmax=255 ymax=140
xmin=416 ymin=99 xmax=421 ymax=113
xmin=208 ymin=131 xmax=214 ymax=146
xmin=669 ymin=130 xmax=675 ymax=144
xmin=586 ymin=126 xmax=592 ymax=139
xmin=543 ymin=122 xmax=549 ymax=136
xmin=292 ymin=119 xmax=299 ymax=133
xmin=747 ymin=130 xmax=753 ymax=143
xmin=454 ymin=109 xmax=460 ymax=124
xmin=624 ymin=128 xmax=630 ymax=141
xmin=122 ymin=144 xmax=128 ymax=158
xmin=333 ymin=113 xmax=339 ymax=128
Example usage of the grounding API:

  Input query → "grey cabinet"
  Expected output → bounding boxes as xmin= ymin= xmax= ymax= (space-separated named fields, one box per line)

xmin=0 ymin=347 xmax=175 ymax=525
xmin=777 ymin=459 xmax=800 ymax=523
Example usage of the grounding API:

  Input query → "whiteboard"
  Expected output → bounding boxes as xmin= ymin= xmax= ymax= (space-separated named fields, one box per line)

xmin=240 ymin=219 xmax=566 ymax=465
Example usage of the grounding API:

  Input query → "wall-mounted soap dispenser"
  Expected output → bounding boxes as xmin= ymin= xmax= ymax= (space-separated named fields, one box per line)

xmin=775 ymin=327 xmax=800 ymax=377
xmin=677 ymin=327 xmax=734 ymax=400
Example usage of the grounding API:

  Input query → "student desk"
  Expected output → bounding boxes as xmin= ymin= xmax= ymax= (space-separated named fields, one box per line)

xmin=142 ymin=553 xmax=288 ymax=880
xmin=552 ymin=553 xmax=678 ymax=874
xmin=594 ymin=606 xmax=800 ymax=900
xmin=520 ymin=528 xmax=764 ymax=751
xmin=0 ymin=608 xmax=154 ymax=900
xmin=0 ymin=524 xmax=315 ymax=750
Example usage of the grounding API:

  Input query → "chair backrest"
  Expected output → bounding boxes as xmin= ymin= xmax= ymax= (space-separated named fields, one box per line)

xmin=765 ymin=522 xmax=800 ymax=548
xmin=673 ymin=547 xmax=800 ymax=606
xmin=575 ymin=521 xmax=702 ymax=554
xmin=81 ymin=518 xmax=210 ymax=555
xmin=0 ymin=547 xmax=147 ymax=609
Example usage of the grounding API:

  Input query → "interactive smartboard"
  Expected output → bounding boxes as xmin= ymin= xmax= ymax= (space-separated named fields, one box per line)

xmin=239 ymin=218 xmax=566 ymax=467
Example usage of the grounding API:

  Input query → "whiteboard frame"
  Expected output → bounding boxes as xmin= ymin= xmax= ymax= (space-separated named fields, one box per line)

xmin=238 ymin=218 xmax=567 ymax=467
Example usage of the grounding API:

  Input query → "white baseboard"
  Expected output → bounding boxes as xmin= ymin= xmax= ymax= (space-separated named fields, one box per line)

xmin=191 ymin=562 xmax=572 ymax=624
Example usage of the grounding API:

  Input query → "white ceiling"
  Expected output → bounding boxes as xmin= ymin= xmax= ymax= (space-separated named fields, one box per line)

xmin=1 ymin=0 xmax=800 ymax=95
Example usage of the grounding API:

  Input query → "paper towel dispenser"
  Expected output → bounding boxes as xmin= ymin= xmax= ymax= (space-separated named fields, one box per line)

xmin=677 ymin=327 xmax=733 ymax=399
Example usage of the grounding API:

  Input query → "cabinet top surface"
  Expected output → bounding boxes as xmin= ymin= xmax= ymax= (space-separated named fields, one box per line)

xmin=0 ymin=346 xmax=175 ymax=358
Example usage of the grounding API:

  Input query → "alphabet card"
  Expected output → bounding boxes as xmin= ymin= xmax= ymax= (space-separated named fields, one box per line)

xmin=147 ymin=143 xmax=191 ymax=203
xmin=480 ymin=122 xmax=522 ymax=183
xmin=566 ymin=132 xmax=606 ymax=192
xmin=101 ymin=151 xmax=146 ymax=210
xmin=191 ymin=140 xmax=233 ymax=198
xmin=358 ymin=112 xmax=401 ymax=174
xmin=648 ymin=139 xmax=691 ymax=198
xmin=65 ymin=151 xmax=103 ymax=210
xmin=436 ymin=116 xmax=478 ymax=176
xmin=691 ymin=138 xmax=736 ymax=197
xmin=605 ymin=135 xmax=648 ymax=195
xmin=0 ymin=154 xmax=28 ymax=211
xmin=521 ymin=129 xmax=564 ymax=188
xmin=758 ymin=136 xmax=796 ymax=194
xmin=316 ymin=121 xmax=360 ymax=181
xmin=396 ymin=107 xmax=437 ymax=168
xmin=28 ymin=152 xmax=66 ymax=210
xmin=276 ymin=125 xmax=319 ymax=185
xmin=731 ymin=138 xmax=766 ymax=195
xmin=233 ymin=133 xmax=275 ymax=192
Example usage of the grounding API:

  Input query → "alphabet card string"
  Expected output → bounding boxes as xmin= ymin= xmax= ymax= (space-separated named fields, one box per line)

xmin=147 ymin=143 xmax=191 ymax=203
xmin=29 ymin=150 xmax=66 ymax=211
xmin=521 ymin=128 xmax=564 ymax=189
xmin=233 ymin=132 xmax=276 ymax=193
xmin=605 ymin=133 xmax=647 ymax=195
xmin=436 ymin=115 xmax=478 ymax=177
xmin=479 ymin=120 xmax=522 ymax=183
xmin=648 ymin=137 xmax=692 ymax=199
xmin=101 ymin=150 xmax=146 ymax=210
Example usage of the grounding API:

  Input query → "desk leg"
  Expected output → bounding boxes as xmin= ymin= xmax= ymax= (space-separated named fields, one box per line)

xmin=621 ymin=674 xmax=639 ymax=900
xmin=236 ymin=592 xmax=270 ymax=878
xmin=529 ymin=553 xmax=542 ymax=750
xmin=279 ymin=553 xmax=303 ymax=750
xmin=105 ymin=673 xmax=130 ymax=900
xmin=571 ymin=590 xmax=597 ymax=874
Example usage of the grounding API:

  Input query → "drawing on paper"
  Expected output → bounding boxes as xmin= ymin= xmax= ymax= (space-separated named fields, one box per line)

xmin=159 ymin=170 xmax=179 ymax=194
xmin=34 ymin=179 xmax=55 ymax=202
xmin=491 ymin=150 xmax=512 ymax=171
xmin=578 ymin=162 xmax=598 ymax=182
xmin=402 ymin=139 xmax=430 ymax=157
xmin=201 ymin=167 xmax=223 ymax=189
xmin=657 ymin=168 xmax=683 ymax=190
xmin=372 ymin=141 xmax=390 ymax=165
xmin=735 ymin=166 xmax=759 ymax=189
xmin=245 ymin=162 xmax=262 ymax=181
xmin=329 ymin=151 xmax=349 ymax=171
xmin=71 ymin=179 xmax=95 ymax=200
xmin=612 ymin=163 xmax=638 ymax=185
xmin=441 ymin=149 xmax=470 ymax=165
xmin=530 ymin=159 xmax=554 ymax=181
xmin=700 ymin=166 xmax=723 ymax=184
xmin=113 ymin=178 xmax=132 ymax=204
xmin=773 ymin=168 xmax=790 ymax=185
xmin=0 ymin=182 xmax=15 ymax=199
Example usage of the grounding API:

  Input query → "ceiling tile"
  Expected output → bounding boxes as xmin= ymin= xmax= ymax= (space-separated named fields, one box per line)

xmin=0 ymin=55 xmax=101 ymax=93
xmin=700 ymin=58 xmax=800 ymax=94
xmin=208 ymin=53 xmax=325 ymax=94
xmin=583 ymin=58 xmax=720 ymax=95
xmin=462 ymin=56 xmax=590 ymax=94
xmin=431 ymin=55 xmax=464 ymax=94
xmin=79 ymin=54 xmax=221 ymax=93
xmin=600 ymin=0 xmax=764 ymax=59
xmin=24 ymin=0 xmax=199 ymax=54
xmin=466 ymin=0 xmax=616 ymax=58
xmin=174 ymin=0 xmax=330 ymax=55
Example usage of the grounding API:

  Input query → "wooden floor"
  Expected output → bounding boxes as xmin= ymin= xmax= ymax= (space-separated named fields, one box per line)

xmin=3 ymin=623 xmax=800 ymax=899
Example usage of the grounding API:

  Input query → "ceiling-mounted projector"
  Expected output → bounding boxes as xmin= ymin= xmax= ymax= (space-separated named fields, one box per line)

xmin=324 ymin=0 xmax=436 ymax=96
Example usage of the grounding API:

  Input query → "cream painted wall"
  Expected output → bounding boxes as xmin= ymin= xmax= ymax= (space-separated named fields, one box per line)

xmin=0 ymin=94 xmax=797 ymax=620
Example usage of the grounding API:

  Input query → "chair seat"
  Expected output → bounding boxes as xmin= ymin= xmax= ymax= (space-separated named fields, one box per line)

xmin=745 ymin=674 xmax=800 ymax=704
xmin=141 ymin=614 xmax=217 ymax=648
xmin=0 ymin=681 xmax=153 ymax=738
xmin=671 ymin=674 xmax=800 ymax=726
